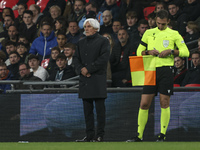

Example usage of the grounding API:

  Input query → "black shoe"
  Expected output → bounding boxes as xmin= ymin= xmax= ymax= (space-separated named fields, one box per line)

xmin=156 ymin=133 xmax=166 ymax=142
xmin=94 ymin=137 xmax=103 ymax=142
xmin=126 ymin=136 xmax=142 ymax=142
xmin=76 ymin=136 xmax=93 ymax=142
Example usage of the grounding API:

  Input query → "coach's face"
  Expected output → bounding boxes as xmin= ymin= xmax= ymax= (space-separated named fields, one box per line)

xmin=84 ymin=22 xmax=97 ymax=36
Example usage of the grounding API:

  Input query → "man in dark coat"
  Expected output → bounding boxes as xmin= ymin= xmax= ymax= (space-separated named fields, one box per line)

xmin=174 ymin=56 xmax=187 ymax=85
xmin=7 ymin=51 xmax=21 ymax=80
xmin=15 ymin=63 xmax=43 ymax=89
xmin=182 ymin=51 xmax=200 ymax=86
xmin=110 ymin=28 xmax=132 ymax=87
xmin=74 ymin=18 xmax=110 ymax=142
xmin=47 ymin=53 xmax=76 ymax=81
xmin=168 ymin=2 xmax=189 ymax=36
xmin=18 ymin=10 xmax=37 ymax=43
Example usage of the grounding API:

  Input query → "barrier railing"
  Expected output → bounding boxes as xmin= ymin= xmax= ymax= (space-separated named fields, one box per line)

xmin=0 ymin=80 xmax=199 ymax=93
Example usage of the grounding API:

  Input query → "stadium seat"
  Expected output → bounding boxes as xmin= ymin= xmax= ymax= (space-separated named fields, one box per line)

xmin=173 ymin=84 xmax=180 ymax=87
xmin=13 ymin=10 xmax=18 ymax=18
xmin=36 ymin=0 xmax=49 ymax=12
xmin=0 ymin=0 xmax=19 ymax=17
xmin=0 ymin=0 xmax=18 ymax=9
xmin=41 ymin=58 xmax=50 ymax=69
xmin=27 ymin=0 xmax=36 ymax=8
xmin=143 ymin=6 xmax=155 ymax=20
xmin=185 ymin=84 xmax=200 ymax=87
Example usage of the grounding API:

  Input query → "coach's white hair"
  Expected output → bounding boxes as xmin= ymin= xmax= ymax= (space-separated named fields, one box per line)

xmin=83 ymin=18 xmax=100 ymax=32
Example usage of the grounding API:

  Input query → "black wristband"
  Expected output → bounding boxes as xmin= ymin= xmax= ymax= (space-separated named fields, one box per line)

xmin=171 ymin=49 xmax=174 ymax=55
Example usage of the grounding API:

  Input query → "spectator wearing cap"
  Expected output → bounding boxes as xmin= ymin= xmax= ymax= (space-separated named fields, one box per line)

xmin=18 ymin=10 xmax=37 ymax=43
xmin=7 ymin=51 xmax=21 ymax=79
xmin=66 ymin=21 xmax=83 ymax=44
xmin=47 ymin=53 xmax=76 ymax=81
xmin=28 ymin=54 xmax=49 ymax=81
xmin=16 ymin=42 xmax=28 ymax=63
xmin=78 ymin=2 xmax=103 ymax=29
xmin=29 ymin=23 xmax=58 ymax=62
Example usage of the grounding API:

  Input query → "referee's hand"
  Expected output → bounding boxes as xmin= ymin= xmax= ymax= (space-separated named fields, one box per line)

xmin=158 ymin=49 xmax=171 ymax=58
xmin=148 ymin=50 xmax=159 ymax=56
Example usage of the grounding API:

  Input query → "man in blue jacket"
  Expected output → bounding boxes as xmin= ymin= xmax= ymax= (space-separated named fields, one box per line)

xmin=29 ymin=22 xmax=58 ymax=61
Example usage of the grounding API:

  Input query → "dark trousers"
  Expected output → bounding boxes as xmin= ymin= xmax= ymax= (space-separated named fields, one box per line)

xmin=82 ymin=98 xmax=105 ymax=140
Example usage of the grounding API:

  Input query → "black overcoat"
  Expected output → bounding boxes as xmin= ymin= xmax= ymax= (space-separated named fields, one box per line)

xmin=74 ymin=33 xmax=110 ymax=99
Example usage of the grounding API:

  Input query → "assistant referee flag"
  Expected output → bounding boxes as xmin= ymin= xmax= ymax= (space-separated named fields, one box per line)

xmin=129 ymin=55 xmax=156 ymax=86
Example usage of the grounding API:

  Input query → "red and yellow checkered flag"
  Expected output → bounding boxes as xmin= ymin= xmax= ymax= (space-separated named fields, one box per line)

xmin=129 ymin=56 xmax=156 ymax=86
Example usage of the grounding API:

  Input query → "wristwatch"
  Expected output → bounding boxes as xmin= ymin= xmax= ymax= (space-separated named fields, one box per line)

xmin=171 ymin=49 xmax=174 ymax=55
xmin=145 ymin=50 xmax=149 ymax=55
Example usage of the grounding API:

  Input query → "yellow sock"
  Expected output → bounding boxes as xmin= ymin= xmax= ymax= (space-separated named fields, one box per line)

xmin=160 ymin=107 xmax=170 ymax=135
xmin=137 ymin=108 xmax=149 ymax=139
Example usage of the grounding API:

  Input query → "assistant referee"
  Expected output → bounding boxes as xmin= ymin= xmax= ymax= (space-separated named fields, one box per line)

xmin=127 ymin=10 xmax=189 ymax=142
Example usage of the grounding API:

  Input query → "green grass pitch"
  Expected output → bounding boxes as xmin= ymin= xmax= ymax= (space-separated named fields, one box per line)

xmin=0 ymin=142 xmax=200 ymax=150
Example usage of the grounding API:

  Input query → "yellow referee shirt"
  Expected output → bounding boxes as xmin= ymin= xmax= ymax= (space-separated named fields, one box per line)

xmin=137 ymin=27 xmax=190 ymax=67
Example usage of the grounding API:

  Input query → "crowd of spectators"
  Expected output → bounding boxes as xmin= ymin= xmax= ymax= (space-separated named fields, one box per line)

xmin=0 ymin=0 xmax=200 ymax=93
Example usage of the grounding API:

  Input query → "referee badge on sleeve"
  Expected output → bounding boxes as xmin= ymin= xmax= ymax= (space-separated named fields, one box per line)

xmin=163 ymin=40 xmax=169 ymax=48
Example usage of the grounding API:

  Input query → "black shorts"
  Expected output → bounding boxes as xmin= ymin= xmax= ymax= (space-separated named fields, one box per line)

xmin=142 ymin=66 xmax=174 ymax=96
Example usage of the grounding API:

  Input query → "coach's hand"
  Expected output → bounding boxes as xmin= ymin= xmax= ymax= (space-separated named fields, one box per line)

xmin=81 ymin=67 xmax=89 ymax=76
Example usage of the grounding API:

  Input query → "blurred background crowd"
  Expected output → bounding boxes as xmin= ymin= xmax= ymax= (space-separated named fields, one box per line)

xmin=0 ymin=0 xmax=200 ymax=93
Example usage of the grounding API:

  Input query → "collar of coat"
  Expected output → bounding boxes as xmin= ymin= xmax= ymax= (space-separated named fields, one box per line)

xmin=86 ymin=32 xmax=98 ymax=39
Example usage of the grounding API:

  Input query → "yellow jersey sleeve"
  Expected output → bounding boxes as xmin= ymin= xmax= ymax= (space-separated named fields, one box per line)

xmin=136 ymin=29 xmax=149 ymax=56
xmin=173 ymin=32 xmax=190 ymax=57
